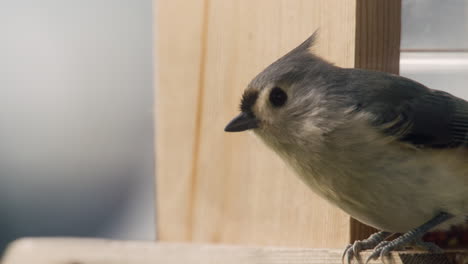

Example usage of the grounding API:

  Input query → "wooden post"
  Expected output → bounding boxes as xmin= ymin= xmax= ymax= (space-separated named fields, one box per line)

xmin=156 ymin=0 xmax=401 ymax=247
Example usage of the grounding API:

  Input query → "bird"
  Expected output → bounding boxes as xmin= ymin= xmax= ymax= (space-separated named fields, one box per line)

xmin=224 ymin=32 xmax=468 ymax=263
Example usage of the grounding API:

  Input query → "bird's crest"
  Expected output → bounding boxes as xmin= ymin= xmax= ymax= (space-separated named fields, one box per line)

xmin=285 ymin=30 xmax=319 ymax=57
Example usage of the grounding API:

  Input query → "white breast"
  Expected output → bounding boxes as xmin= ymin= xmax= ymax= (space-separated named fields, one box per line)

xmin=260 ymin=119 xmax=468 ymax=233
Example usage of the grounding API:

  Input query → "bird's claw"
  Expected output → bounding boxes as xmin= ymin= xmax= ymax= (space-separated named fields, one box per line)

xmin=342 ymin=241 xmax=364 ymax=264
xmin=361 ymin=213 xmax=452 ymax=263
xmin=363 ymin=238 xmax=445 ymax=264
xmin=342 ymin=231 xmax=391 ymax=264
xmin=365 ymin=241 xmax=390 ymax=264
xmin=341 ymin=244 xmax=353 ymax=264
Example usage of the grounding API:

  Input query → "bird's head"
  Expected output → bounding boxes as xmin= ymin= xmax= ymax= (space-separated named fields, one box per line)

xmin=225 ymin=32 xmax=340 ymax=146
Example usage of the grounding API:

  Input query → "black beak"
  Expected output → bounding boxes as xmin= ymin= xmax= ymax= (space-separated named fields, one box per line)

xmin=224 ymin=112 xmax=259 ymax=132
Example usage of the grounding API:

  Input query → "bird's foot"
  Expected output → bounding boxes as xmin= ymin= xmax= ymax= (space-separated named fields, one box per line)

xmin=342 ymin=231 xmax=391 ymax=264
xmin=364 ymin=212 xmax=452 ymax=264
xmin=365 ymin=240 xmax=404 ymax=264
xmin=364 ymin=239 xmax=443 ymax=264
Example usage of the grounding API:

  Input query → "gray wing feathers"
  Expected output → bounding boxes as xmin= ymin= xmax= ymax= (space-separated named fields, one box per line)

xmin=449 ymin=100 xmax=468 ymax=145
xmin=394 ymin=90 xmax=468 ymax=148
xmin=347 ymin=70 xmax=468 ymax=148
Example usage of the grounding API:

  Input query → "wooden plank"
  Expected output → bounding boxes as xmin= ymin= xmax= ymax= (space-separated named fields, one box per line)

xmin=189 ymin=0 xmax=357 ymax=248
xmin=156 ymin=0 xmax=402 ymax=247
xmin=355 ymin=0 xmax=402 ymax=72
xmin=3 ymin=238 xmax=467 ymax=264
xmin=155 ymin=0 xmax=207 ymax=241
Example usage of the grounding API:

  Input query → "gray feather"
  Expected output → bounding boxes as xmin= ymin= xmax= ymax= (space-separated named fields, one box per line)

xmin=344 ymin=69 xmax=468 ymax=148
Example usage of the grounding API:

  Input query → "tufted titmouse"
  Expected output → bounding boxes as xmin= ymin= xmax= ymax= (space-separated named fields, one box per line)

xmin=225 ymin=32 xmax=468 ymax=263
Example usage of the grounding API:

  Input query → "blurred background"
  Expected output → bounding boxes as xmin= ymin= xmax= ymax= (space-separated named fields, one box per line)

xmin=0 ymin=0 xmax=154 ymax=252
xmin=0 ymin=0 xmax=466 ymax=254
xmin=401 ymin=0 xmax=468 ymax=99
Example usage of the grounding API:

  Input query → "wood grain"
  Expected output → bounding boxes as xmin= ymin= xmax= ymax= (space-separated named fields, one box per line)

xmin=355 ymin=0 xmax=402 ymax=72
xmin=155 ymin=0 xmax=207 ymax=241
xmin=3 ymin=238 xmax=467 ymax=264
xmin=156 ymin=0 xmax=402 ymax=247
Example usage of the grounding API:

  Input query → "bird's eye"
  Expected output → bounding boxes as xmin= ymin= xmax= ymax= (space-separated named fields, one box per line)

xmin=269 ymin=87 xmax=287 ymax=107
